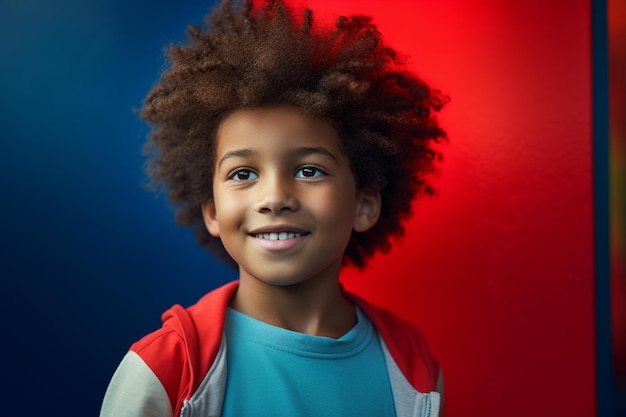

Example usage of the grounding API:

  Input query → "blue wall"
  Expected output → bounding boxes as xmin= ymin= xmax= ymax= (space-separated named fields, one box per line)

xmin=0 ymin=1 xmax=237 ymax=415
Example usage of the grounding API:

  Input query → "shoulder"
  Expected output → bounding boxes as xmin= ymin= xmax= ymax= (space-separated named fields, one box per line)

xmin=357 ymin=297 xmax=436 ymax=363
xmin=347 ymin=291 xmax=440 ymax=392
xmin=129 ymin=322 xmax=189 ymax=393
xmin=127 ymin=307 xmax=199 ymax=411
xmin=132 ymin=280 xmax=239 ymax=362
xmin=100 ymin=352 xmax=173 ymax=417
xmin=136 ymin=281 xmax=239 ymax=405
xmin=346 ymin=290 xmax=433 ymax=350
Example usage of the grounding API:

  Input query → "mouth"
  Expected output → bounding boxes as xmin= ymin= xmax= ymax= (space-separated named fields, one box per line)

xmin=253 ymin=232 xmax=307 ymax=240
xmin=248 ymin=227 xmax=310 ymax=251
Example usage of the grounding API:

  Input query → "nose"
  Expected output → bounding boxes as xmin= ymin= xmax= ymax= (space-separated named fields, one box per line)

xmin=254 ymin=173 xmax=300 ymax=215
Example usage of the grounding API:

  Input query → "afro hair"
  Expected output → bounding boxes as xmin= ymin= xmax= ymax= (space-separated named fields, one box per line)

xmin=141 ymin=0 xmax=448 ymax=268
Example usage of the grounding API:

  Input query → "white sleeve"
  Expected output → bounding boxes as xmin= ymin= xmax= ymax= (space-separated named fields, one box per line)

xmin=100 ymin=351 xmax=173 ymax=417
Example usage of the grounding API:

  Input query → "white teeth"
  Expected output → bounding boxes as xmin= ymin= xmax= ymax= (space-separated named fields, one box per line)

xmin=256 ymin=232 xmax=303 ymax=240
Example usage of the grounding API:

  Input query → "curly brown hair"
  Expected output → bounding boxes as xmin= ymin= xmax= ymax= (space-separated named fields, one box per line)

xmin=141 ymin=0 xmax=448 ymax=268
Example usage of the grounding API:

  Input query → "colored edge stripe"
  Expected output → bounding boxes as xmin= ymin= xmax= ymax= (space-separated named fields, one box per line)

xmin=592 ymin=0 xmax=614 ymax=416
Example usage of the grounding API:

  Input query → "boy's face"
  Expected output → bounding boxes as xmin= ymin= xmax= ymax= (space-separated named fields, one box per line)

xmin=202 ymin=106 xmax=380 ymax=287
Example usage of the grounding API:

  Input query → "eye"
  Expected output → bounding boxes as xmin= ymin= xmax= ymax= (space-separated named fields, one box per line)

xmin=295 ymin=166 xmax=326 ymax=178
xmin=228 ymin=169 xmax=258 ymax=182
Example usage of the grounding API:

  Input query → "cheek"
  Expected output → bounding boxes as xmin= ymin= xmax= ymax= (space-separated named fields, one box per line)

xmin=309 ymin=185 xmax=357 ymax=226
xmin=212 ymin=186 xmax=246 ymax=221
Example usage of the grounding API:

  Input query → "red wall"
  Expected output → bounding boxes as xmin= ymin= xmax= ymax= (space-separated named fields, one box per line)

xmin=298 ymin=1 xmax=595 ymax=416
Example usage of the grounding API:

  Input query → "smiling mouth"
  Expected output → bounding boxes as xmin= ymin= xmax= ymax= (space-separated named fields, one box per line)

xmin=254 ymin=232 xmax=307 ymax=240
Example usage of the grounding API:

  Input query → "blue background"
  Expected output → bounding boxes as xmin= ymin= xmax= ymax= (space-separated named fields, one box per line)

xmin=1 ymin=1 xmax=621 ymax=416
xmin=0 ymin=1 xmax=235 ymax=415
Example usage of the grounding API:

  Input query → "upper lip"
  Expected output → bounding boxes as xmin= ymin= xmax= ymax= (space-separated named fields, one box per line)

xmin=248 ymin=225 xmax=310 ymax=235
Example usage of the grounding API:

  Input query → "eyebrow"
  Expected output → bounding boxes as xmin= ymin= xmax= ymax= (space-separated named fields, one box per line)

xmin=217 ymin=146 xmax=337 ymax=168
xmin=218 ymin=149 xmax=257 ymax=169
xmin=293 ymin=146 xmax=338 ymax=162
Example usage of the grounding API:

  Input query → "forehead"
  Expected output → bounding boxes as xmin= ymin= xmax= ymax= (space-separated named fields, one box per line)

xmin=215 ymin=107 xmax=343 ymax=156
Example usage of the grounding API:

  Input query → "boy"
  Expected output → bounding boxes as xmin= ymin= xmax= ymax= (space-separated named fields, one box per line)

xmin=101 ymin=0 xmax=448 ymax=416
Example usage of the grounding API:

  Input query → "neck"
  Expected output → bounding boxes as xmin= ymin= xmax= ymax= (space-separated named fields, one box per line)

xmin=231 ymin=268 xmax=356 ymax=338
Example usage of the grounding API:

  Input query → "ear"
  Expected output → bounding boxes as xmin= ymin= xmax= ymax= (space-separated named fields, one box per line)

xmin=201 ymin=200 xmax=221 ymax=237
xmin=353 ymin=188 xmax=381 ymax=233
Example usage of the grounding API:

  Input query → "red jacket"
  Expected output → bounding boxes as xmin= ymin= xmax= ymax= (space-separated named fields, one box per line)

xmin=101 ymin=281 xmax=441 ymax=417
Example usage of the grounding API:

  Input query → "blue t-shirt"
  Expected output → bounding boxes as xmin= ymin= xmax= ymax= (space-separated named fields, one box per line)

xmin=221 ymin=306 xmax=396 ymax=416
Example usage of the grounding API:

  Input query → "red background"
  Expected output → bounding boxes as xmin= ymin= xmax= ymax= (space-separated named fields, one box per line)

xmin=0 ymin=0 xmax=602 ymax=415
xmin=291 ymin=1 xmax=595 ymax=416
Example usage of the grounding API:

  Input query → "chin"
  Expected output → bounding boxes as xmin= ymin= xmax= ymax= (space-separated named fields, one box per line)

xmin=243 ymin=268 xmax=318 ymax=289
xmin=258 ymin=275 xmax=311 ymax=288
